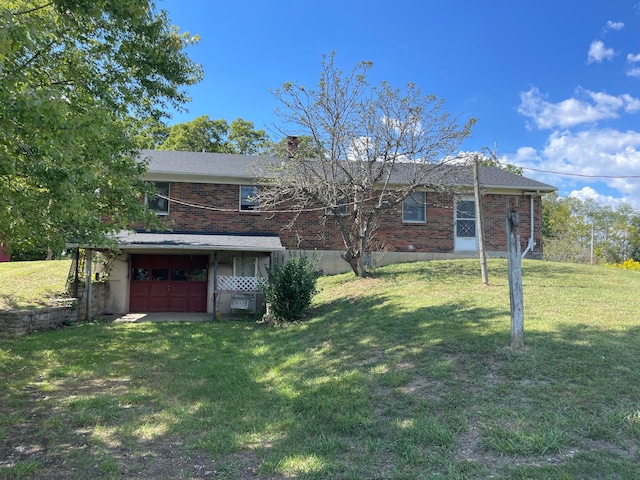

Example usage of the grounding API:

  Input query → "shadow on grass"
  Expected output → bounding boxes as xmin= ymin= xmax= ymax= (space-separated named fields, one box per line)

xmin=1 ymin=289 xmax=639 ymax=478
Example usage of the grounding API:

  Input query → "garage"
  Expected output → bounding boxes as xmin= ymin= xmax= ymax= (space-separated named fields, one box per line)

xmin=130 ymin=254 xmax=208 ymax=312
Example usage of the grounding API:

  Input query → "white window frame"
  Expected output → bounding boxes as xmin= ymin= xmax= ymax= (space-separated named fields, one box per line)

xmin=146 ymin=181 xmax=170 ymax=215
xmin=402 ymin=191 xmax=426 ymax=223
xmin=233 ymin=257 xmax=257 ymax=277
xmin=240 ymin=185 xmax=260 ymax=211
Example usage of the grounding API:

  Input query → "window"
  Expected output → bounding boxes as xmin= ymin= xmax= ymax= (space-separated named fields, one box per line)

xmin=147 ymin=182 xmax=170 ymax=215
xmin=151 ymin=268 xmax=169 ymax=281
xmin=233 ymin=257 xmax=257 ymax=277
xmin=325 ymin=198 xmax=349 ymax=216
xmin=240 ymin=185 xmax=260 ymax=211
xmin=190 ymin=269 xmax=208 ymax=282
xmin=402 ymin=192 xmax=426 ymax=223
xmin=132 ymin=268 xmax=149 ymax=281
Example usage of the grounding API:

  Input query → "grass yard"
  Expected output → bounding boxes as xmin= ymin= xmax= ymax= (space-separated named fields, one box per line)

xmin=1 ymin=259 xmax=639 ymax=479
xmin=0 ymin=260 xmax=72 ymax=309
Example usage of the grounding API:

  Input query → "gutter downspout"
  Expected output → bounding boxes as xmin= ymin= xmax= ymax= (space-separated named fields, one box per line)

xmin=522 ymin=193 xmax=536 ymax=258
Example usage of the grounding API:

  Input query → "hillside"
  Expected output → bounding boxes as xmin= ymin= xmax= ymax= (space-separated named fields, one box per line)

xmin=1 ymin=259 xmax=639 ymax=478
xmin=0 ymin=259 xmax=73 ymax=309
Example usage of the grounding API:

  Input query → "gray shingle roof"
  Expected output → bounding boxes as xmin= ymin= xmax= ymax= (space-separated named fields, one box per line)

xmin=139 ymin=150 xmax=556 ymax=192
xmin=139 ymin=149 xmax=274 ymax=180
xmin=115 ymin=231 xmax=284 ymax=251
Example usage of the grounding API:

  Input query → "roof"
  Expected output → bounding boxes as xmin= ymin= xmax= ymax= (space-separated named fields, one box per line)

xmin=114 ymin=231 xmax=285 ymax=252
xmin=139 ymin=149 xmax=275 ymax=181
xmin=138 ymin=150 xmax=556 ymax=193
xmin=437 ymin=165 xmax=557 ymax=192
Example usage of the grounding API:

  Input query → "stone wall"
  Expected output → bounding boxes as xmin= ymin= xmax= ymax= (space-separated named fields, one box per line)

xmin=0 ymin=305 xmax=77 ymax=336
xmin=0 ymin=282 xmax=109 ymax=336
xmin=76 ymin=282 xmax=109 ymax=321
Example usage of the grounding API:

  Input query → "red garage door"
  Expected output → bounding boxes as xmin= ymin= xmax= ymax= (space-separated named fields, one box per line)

xmin=130 ymin=255 xmax=208 ymax=312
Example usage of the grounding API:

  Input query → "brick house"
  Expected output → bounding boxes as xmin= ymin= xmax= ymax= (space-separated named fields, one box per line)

xmin=103 ymin=149 xmax=556 ymax=316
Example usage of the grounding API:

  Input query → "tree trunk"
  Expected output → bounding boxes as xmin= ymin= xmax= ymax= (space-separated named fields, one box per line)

xmin=342 ymin=248 xmax=362 ymax=276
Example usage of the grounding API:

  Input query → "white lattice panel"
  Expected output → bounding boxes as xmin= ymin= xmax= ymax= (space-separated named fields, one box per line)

xmin=217 ymin=276 xmax=264 ymax=292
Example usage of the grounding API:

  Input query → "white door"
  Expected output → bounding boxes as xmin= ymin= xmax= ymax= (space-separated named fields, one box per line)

xmin=454 ymin=198 xmax=478 ymax=251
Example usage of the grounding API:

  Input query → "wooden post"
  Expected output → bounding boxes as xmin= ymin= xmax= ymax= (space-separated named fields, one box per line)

xmin=507 ymin=198 xmax=524 ymax=350
xmin=212 ymin=251 xmax=218 ymax=321
xmin=85 ymin=249 xmax=92 ymax=321
xmin=473 ymin=155 xmax=489 ymax=285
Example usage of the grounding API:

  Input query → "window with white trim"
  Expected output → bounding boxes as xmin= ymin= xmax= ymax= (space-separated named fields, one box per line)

xmin=233 ymin=257 xmax=257 ymax=277
xmin=147 ymin=182 xmax=170 ymax=215
xmin=402 ymin=192 xmax=426 ymax=223
xmin=240 ymin=185 xmax=260 ymax=211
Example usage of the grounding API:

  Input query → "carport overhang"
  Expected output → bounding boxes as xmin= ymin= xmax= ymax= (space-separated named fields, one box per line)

xmin=112 ymin=231 xmax=285 ymax=253
xmin=73 ymin=231 xmax=285 ymax=317
xmin=113 ymin=231 xmax=284 ymax=318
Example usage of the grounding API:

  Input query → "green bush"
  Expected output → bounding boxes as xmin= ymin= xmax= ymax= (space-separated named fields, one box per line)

xmin=261 ymin=255 xmax=319 ymax=321
xmin=605 ymin=258 xmax=640 ymax=271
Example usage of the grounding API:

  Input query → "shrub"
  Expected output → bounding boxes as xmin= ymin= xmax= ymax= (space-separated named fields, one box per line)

xmin=605 ymin=259 xmax=640 ymax=271
xmin=261 ymin=255 xmax=319 ymax=322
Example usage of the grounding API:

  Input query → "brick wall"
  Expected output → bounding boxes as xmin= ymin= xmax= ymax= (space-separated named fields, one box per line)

xmin=147 ymin=182 xmax=543 ymax=256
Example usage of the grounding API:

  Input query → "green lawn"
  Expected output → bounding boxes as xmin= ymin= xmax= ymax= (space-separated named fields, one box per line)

xmin=1 ymin=259 xmax=639 ymax=479
xmin=0 ymin=259 xmax=72 ymax=309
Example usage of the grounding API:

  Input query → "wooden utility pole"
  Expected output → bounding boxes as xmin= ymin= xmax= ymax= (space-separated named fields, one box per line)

xmin=507 ymin=198 xmax=524 ymax=350
xmin=473 ymin=155 xmax=489 ymax=285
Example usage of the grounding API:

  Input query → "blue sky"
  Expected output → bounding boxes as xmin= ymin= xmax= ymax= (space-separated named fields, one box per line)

xmin=159 ymin=0 xmax=640 ymax=209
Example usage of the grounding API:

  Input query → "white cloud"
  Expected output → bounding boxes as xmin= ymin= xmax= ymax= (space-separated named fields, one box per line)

xmin=513 ymin=146 xmax=538 ymax=162
xmin=621 ymin=94 xmax=640 ymax=112
xmin=627 ymin=53 xmax=640 ymax=63
xmin=626 ymin=53 xmax=640 ymax=77
xmin=587 ymin=40 xmax=616 ymax=63
xmin=569 ymin=187 xmax=623 ymax=207
xmin=628 ymin=67 xmax=640 ymax=78
xmin=535 ymin=129 xmax=640 ymax=207
xmin=518 ymin=87 xmax=640 ymax=129
xmin=604 ymin=20 xmax=625 ymax=32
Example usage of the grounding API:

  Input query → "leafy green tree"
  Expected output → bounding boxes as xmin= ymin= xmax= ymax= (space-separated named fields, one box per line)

xmin=129 ymin=117 xmax=171 ymax=150
xmin=159 ymin=115 xmax=272 ymax=154
xmin=228 ymin=118 xmax=271 ymax=155
xmin=0 ymin=0 xmax=202 ymax=255
xmin=542 ymin=195 xmax=590 ymax=263
xmin=542 ymin=193 xmax=640 ymax=264
xmin=269 ymin=135 xmax=322 ymax=158
xmin=160 ymin=115 xmax=229 ymax=152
